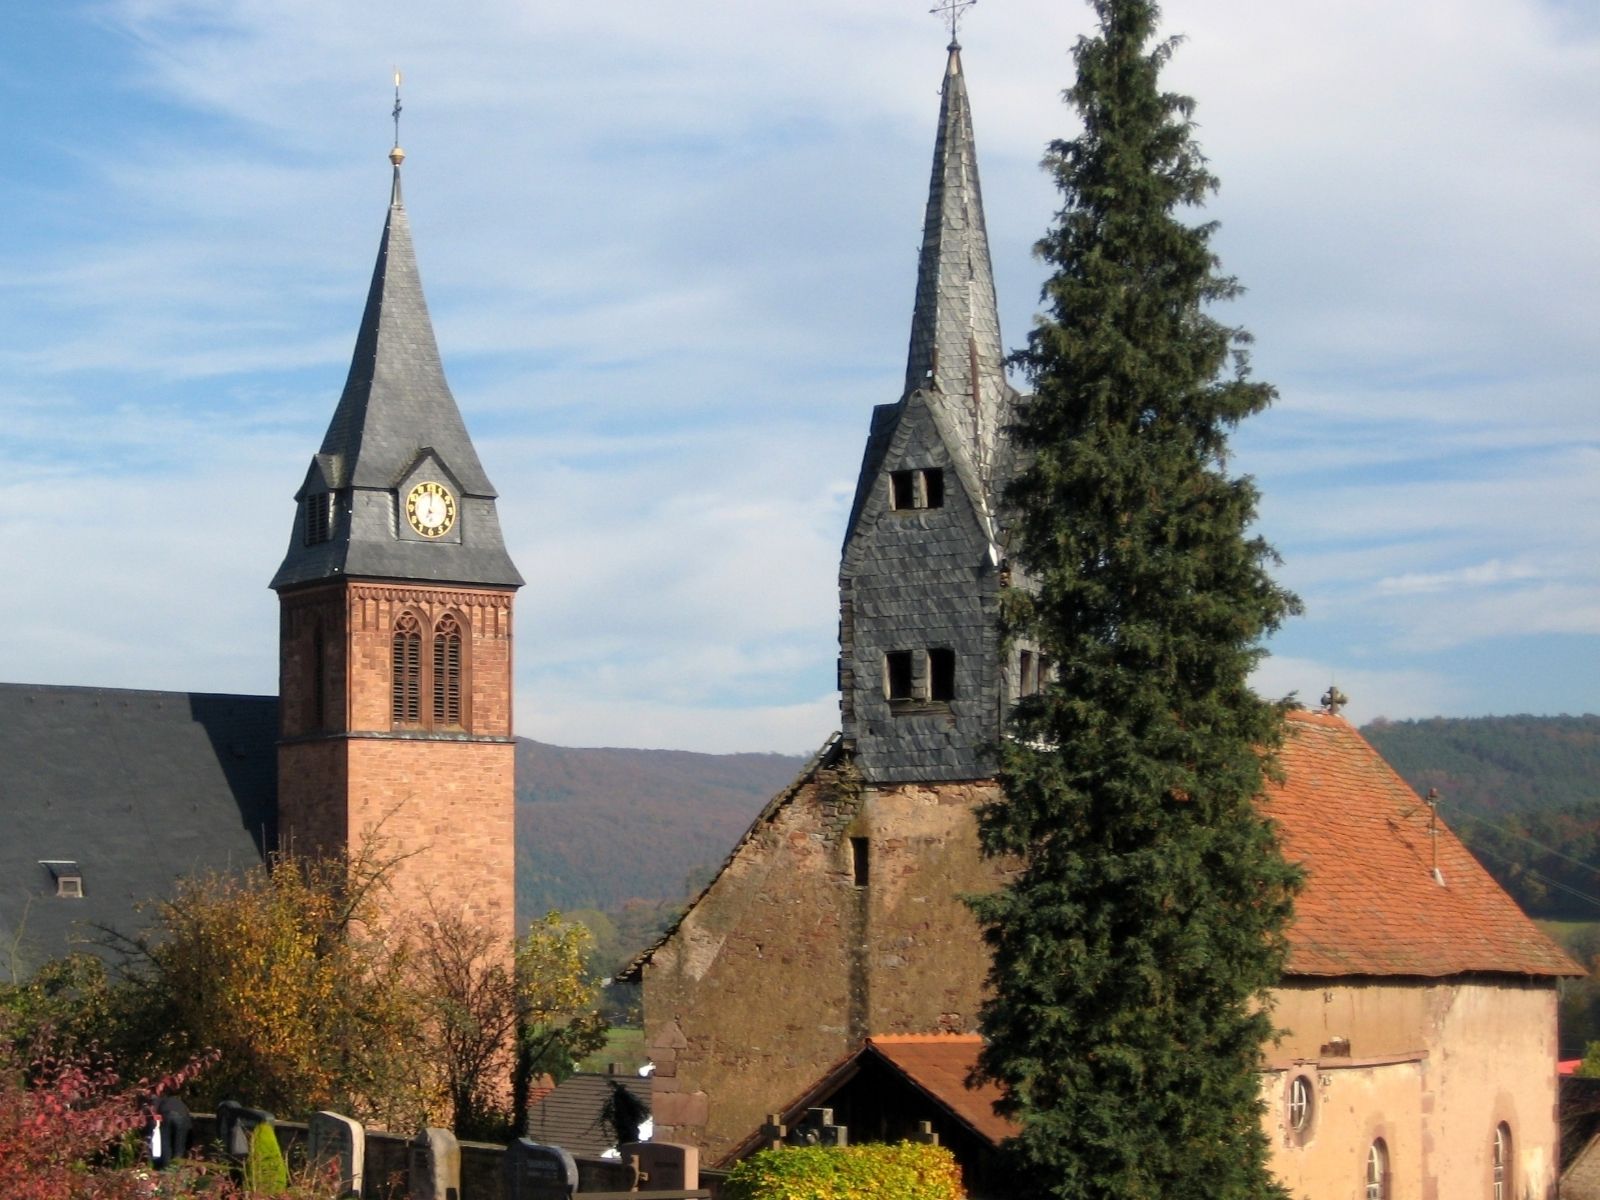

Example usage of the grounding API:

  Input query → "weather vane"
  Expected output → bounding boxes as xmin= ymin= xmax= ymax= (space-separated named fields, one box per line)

xmin=929 ymin=0 xmax=976 ymax=43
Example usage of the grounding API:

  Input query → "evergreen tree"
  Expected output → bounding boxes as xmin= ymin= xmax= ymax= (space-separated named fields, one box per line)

xmin=970 ymin=3 xmax=1302 ymax=1197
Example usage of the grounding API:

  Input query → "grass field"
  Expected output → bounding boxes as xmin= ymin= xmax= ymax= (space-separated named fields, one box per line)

xmin=578 ymin=1026 xmax=648 ymax=1074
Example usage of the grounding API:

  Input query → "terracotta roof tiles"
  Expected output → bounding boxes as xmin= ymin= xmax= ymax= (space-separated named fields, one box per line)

xmin=866 ymin=1035 xmax=1017 ymax=1146
xmin=1266 ymin=711 xmax=1578 ymax=979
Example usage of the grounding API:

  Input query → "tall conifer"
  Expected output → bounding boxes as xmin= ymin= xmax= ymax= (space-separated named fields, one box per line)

xmin=971 ymin=3 xmax=1301 ymax=1197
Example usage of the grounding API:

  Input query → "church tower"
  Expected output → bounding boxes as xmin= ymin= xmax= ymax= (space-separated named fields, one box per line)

xmin=839 ymin=38 xmax=1022 ymax=783
xmin=270 ymin=141 xmax=523 ymax=945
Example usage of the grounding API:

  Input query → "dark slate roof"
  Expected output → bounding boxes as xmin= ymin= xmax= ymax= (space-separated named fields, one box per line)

xmin=845 ymin=43 xmax=1019 ymax=556
xmin=524 ymin=1071 xmax=653 ymax=1159
xmin=271 ymin=163 xmax=523 ymax=592
xmin=899 ymin=42 xmax=1016 ymax=503
xmin=0 ymin=683 xmax=276 ymax=975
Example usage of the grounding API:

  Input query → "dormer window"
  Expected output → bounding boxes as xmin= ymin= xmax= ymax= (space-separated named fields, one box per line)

xmin=304 ymin=492 xmax=335 ymax=545
xmin=41 ymin=861 xmax=83 ymax=899
xmin=890 ymin=468 xmax=945 ymax=511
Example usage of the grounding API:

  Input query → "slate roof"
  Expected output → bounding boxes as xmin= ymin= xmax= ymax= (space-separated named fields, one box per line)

xmin=845 ymin=42 xmax=1019 ymax=548
xmin=524 ymin=1070 xmax=653 ymax=1159
xmin=0 ymin=683 xmax=275 ymax=974
xmin=1266 ymin=710 xmax=1579 ymax=979
xmin=271 ymin=161 xmax=522 ymax=592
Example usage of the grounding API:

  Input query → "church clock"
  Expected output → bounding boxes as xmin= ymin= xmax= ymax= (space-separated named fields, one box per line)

xmin=405 ymin=480 xmax=456 ymax=537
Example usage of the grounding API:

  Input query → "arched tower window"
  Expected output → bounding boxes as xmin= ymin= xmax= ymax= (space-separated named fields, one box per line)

xmin=1365 ymin=1139 xmax=1389 ymax=1200
xmin=1493 ymin=1123 xmax=1511 ymax=1200
xmin=392 ymin=612 xmax=423 ymax=726
xmin=432 ymin=612 xmax=465 ymax=728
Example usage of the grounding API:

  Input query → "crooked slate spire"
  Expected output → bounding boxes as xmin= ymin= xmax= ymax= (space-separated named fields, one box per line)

xmin=271 ymin=149 xmax=522 ymax=592
xmin=903 ymin=41 xmax=1011 ymax=498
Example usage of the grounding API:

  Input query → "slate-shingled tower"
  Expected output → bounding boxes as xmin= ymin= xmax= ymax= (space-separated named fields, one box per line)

xmin=271 ymin=146 xmax=523 ymax=944
xmin=840 ymin=39 xmax=1022 ymax=782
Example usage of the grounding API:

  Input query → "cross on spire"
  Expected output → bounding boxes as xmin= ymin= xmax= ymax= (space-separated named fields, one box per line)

xmin=929 ymin=0 xmax=976 ymax=44
xmin=391 ymin=68 xmax=404 ymax=151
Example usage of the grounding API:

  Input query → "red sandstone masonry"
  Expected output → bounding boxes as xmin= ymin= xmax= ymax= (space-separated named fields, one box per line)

xmin=278 ymin=579 xmax=517 ymax=951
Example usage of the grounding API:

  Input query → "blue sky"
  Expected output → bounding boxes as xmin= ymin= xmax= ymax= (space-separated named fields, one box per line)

xmin=2 ymin=1 xmax=1596 ymax=752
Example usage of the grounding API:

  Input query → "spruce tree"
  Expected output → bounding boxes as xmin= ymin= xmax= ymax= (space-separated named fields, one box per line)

xmin=970 ymin=3 xmax=1302 ymax=1198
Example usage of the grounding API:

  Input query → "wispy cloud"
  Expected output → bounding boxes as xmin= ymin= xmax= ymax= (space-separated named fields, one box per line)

xmin=2 ymin=0 xmax=1595 ymax=749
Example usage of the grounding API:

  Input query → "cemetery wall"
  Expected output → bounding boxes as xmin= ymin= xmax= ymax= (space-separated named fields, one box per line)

xmin=640 ymin=772 xmax=1007 ymax=1161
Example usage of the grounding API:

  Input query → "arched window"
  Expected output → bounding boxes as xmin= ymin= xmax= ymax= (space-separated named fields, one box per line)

xmin=1287 ymin=1075 xmax=1313 ymax=1135
xmin=1493 ymin=1123 xmax=1511 ymax=1200
xmin=1365 ymin=1139 xmax=1389 ymax=1200
xmin=391 ymin=612 xmax=423 ymax=726
xmin=432 ymin=613 xmax=465 ymax=728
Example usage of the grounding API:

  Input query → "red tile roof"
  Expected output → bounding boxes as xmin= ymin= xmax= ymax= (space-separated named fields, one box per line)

xmin=1265 ymin=711 xmax=1579 ymax=979
xmin=866 ymin=1035 xmax=1018 ymax=1146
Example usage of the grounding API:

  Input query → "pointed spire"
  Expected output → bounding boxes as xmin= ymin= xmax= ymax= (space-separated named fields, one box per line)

xmin=903 ymin=40 xmax=1009 ymax=496
xmin=271 ymin=138 xmax=522 ymax=592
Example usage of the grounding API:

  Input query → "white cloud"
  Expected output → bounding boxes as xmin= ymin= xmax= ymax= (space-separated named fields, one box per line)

xmin=3 ymin=0 xmax=1596 ymax=749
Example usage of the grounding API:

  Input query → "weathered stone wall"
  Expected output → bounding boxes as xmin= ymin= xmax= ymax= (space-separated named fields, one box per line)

xmin=642 ymin=772 xmax=1008 ymax=1162
xmin=1268 ymin=978 xmax=1561 ymax=1200
xmin=644 ymin=774 xmax=1563 ymax=1194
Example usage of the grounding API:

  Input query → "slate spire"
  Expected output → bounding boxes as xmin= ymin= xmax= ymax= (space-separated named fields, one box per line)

xmin=271 ymin=150 xmax=522 ymax=592
xmin=903 ymin=41 xmax=1009 ymax=496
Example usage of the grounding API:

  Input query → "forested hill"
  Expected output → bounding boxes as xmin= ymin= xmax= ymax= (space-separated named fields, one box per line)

xmin=1361 ymin=715 xmax=1600 ymax=918
xmin=513 ymin=739 xmax=808 ymax=920
xmin=510 ymin=716 xmax=1600 ymax=926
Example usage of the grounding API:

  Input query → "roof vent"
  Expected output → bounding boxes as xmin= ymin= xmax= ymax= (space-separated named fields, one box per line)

xmin=40 ymin=860 xmax=83 ymax=899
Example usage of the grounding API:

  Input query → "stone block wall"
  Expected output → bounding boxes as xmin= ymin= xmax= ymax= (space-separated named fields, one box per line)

xmin=641 ymin=770 xmax=1009 ymax=1162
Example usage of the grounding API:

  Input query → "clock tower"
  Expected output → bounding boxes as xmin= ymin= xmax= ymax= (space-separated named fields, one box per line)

xmin=270 ymin=145 xmax=523 ymax=945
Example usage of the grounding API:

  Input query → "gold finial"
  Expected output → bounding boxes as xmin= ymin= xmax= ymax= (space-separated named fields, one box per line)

xmin=389 ymin=68 xmax=405 ymax=166
xmin=929 ymin=0 xmax=976 ymax=46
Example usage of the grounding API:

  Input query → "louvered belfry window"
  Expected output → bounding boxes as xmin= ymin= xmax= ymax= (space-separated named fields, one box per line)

xmin=432 ymin=613 xmax=464 ymax=727
xmin=392 ymin=613 xmax=423 ymax=726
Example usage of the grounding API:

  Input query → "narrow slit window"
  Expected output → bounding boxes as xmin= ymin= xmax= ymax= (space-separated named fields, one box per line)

xmin=885 ymin=650 xmax=914 ymax=700
xmin=1019 ymin=650 xmax=1036 ymax=697
xmin=311 ymin=628 xmax=326 ymax=730
xmin=920 ymin=468 xmax=944 ymax=508
xmin=928 ymin=648 xmax=956 ymax=702
xmin=432 ymin=613 xmax=464 ymax=728
xmin=850 ymin=837 xmax=870 ymax=887
xmin=391 ymin=613 xmax=423 ymax=726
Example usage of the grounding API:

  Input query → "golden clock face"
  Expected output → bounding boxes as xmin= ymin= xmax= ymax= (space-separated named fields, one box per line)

xmin=405 ymin=480 xmax=457 ymax=538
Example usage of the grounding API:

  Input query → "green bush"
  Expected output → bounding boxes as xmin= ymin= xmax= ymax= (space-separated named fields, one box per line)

xmin=244 ymin=1122 xmax=290 ymax=1195
xmin=723 ymin=1142 xmax=965 ymax=1200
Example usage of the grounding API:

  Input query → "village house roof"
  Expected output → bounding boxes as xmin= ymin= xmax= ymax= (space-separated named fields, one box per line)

xmin=1267 ymin=710 xmax=1578 ymax=979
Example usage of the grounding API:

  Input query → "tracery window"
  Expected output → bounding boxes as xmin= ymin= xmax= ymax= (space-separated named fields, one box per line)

xmin=391 ymin=612 xmax=423 ymax=726
xmin=432 ymin=613 xmax=464 ymax=728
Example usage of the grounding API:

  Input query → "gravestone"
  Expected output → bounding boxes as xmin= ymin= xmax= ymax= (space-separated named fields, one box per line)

xmin=501 ymin=1138 xmax=577 ymax=1200
xmin=787 ymin=1107 xmax=847 ymax=1147
xmin=215 ymin=1101 xmax=275 ymax=1160
xmin=622 ymin=1140 xmax=699 ymax=1191
xmin=308 ymin=1110 xmax=365 ymax=1197
xmin=409 ymin=1127 xmax=460 ymax=1200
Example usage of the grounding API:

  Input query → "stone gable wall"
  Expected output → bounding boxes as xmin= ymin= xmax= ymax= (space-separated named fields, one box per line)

xmin=641 ymin=773 xmax=1008 ymax=1162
